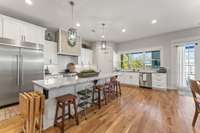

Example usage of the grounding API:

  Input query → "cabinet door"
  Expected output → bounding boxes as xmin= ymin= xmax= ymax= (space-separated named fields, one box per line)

xmin=3 ymin=18 xmax=23 ymax=40
xmin=81 ymin=48 xmax=85 ymax=65
xmin=44 ymin=41 xmax=58 ymax=65
xmin=24 ymin=24 xmax=45 ymax=44
xmin=88 ymin=50 xmax=93 ymax=65
xmin=0 ymin=17 xmax=2 ymax=37
xmin=85 ymin=49 xmax=89 ymax=65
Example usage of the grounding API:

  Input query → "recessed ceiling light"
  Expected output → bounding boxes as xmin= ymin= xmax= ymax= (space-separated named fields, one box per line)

xmin=151 ymin=19 xmax=157 ymax=24
xmin=122 ymin=28 xmax=126 ymax=33
xmin=101 ymin=35 xmax=105 ymax=39
xmin=76 ymin=23 xmax=80 ymax=27
xmin=25 ymin=0 xmax=33 ymax=5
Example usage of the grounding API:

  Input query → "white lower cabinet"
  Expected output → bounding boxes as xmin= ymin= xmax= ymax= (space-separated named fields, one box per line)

xmin=119 ymin=72 xmax=139 ymax=86
xmin=152 ymin=73 xmax=167 ymax=90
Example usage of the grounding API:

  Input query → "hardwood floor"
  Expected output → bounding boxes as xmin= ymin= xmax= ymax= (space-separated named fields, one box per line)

xmin=44 ymin=87 xmax=200 ymax=133
xmin=0 ymin=105 xmax=19 ymax=121
xmin=0 ymin=86 xmax=200 ymax=133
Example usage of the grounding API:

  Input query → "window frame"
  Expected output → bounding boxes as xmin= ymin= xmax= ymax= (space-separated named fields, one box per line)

xmin=119 ymin=47 xmax=163 ymax=70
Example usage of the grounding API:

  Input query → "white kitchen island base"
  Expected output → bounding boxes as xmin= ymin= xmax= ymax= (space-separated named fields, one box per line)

xmin=33 ymin=73 xmax=119 ymax=129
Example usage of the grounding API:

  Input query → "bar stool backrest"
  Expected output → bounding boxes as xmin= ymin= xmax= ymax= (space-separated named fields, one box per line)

xmin=190 ymin=80 xmax=200 ymax=110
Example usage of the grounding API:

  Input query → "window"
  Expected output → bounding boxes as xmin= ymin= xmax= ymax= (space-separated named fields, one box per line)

xmin=184 ymin=44 xmax=195 ymax=80
xmin=176 ymin=43 xmax=196 ymax=89
xmin=121 ymin=50 xmax=161 ymax=70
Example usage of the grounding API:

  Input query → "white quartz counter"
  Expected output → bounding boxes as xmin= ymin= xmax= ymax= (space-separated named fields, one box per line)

xmin=33 ymin=73 xmax=119 ymax=90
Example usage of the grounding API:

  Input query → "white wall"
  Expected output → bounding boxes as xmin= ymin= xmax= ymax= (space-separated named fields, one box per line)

xmin=117 ymin=27 xmax=200 ymax=89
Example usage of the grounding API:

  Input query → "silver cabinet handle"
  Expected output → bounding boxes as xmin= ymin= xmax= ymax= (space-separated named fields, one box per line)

xmin=16 ymin=55 xmax=20 ymax=86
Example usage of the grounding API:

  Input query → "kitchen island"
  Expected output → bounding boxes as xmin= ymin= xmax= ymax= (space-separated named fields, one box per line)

xmin=33 ymin=73 xmax=119 ymax=129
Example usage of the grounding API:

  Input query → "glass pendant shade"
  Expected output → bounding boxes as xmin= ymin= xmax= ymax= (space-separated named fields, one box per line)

xmin=101 ymin=40 xmax=107 ymax=49
xmin=67 ymin=1 xmax=78 ymax=47
xmin=68 ymin=27 xmax=77 ymax=47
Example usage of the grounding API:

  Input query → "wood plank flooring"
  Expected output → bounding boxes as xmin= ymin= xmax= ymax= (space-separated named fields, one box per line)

xmin=0 ymin=105 xmax=19 ymax=121
xmin=0 ymin=86 xmax=200 ymax=133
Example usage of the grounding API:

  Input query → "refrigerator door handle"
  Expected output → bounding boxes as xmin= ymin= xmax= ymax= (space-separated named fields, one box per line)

xmin=21 ymin=55 xmax=24 ymax=86
xmin=16 ymin=55 xmax=20 ymax=86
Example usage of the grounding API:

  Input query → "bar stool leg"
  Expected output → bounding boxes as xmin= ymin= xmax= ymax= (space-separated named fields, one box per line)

xmin=98 ymin=89 xmax=101 ymax=109
xmin=103 ymin=87 xmax=107 ymax=105
xmin=54 ymin=102 xmax=59 ymax=126
xmin=68 ymin=102 xmax=71 ymax=119
xmin=116 ymin=82 xmax=119 ymax=97
xmin=61 ymin=103 xmax=65 ymax=133
xmin=92 ymin=86 xmax=95 ymax=105
xmin=118 ymin=81 xmax=122 ymax=96
xmin=73 ymin=99 xmax=79 ymax=125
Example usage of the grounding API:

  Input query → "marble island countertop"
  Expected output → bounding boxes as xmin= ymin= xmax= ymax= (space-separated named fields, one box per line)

xmin=33 ymin=72 xmax=120 ymax=90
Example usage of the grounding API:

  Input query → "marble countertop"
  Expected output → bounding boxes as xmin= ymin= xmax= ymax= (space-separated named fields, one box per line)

xmin=33 ymin=73 xmax=120 ymax=90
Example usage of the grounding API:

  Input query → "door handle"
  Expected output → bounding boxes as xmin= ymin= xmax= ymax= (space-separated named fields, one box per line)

xmin=16 ymin=55 xmax=20 ymax=86
xmin=21 ymin=55 xmax=24 ymax=86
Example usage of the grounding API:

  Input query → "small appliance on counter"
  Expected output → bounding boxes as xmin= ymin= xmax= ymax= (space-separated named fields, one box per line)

xmin=157 ymin=67 xmax=167 ymax=73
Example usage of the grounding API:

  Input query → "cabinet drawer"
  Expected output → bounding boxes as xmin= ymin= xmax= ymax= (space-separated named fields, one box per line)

xmin=152 ymin=74 xmax=166 ymax=78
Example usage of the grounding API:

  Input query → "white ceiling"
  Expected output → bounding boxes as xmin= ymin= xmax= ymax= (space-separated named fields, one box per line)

xmin=0 ymin=0 xmax=200 ymax=43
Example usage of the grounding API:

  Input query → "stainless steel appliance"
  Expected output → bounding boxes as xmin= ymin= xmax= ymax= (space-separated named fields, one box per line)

xmin=139 ymin=72 xmax=152 ymax=88
xmin=0 ymin=38 xmax=44 ymax=107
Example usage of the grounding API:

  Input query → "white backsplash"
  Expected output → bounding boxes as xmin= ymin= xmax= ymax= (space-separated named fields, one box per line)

xmin=44 ymin=55 xmax=97 ymax=74
xmin=44 ymin=55 xmax=78 ymax=74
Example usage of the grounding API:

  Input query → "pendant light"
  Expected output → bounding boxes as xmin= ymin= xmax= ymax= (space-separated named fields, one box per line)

xmin=67 ymin=1 xmax=78 ymax=47
xmin=101 ymin=23 xmax=107 ymax=49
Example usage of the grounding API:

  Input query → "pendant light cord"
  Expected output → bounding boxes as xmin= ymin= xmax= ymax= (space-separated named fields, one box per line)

xmin=70 ymin=1 xmax=74 ymax=27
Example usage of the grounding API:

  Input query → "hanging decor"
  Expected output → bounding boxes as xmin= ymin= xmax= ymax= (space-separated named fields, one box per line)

xmin=67 ymin=1 xmax=78 ymax=47
xmin=101 ymin=23 xmax=107 ymax=49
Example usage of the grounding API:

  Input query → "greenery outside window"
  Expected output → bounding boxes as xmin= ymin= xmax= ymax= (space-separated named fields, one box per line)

xmin=121 ymin=50 xmax=161 ymax=71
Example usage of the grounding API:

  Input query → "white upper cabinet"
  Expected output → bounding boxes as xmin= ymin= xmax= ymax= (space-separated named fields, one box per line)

xmin=23 ymin=24 xmax=45 ymax=44
xmin=44 ymin=41 xmax=58 ymax=65
xmin=1 ymin=15 xmax=46 ymax=44
xmin=3 ymin=18 xmax=23 ymax=41
xmin=0 ymin=16 xmax=2 ymax=37
xmin=78 ymin=48 xmax=93 ymax=65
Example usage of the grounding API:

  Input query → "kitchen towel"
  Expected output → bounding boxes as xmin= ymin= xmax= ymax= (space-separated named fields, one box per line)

xmin=143 ymin=74 xmax=147 ymax=81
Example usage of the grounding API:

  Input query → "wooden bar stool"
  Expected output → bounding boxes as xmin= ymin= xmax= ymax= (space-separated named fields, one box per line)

xmin=54 ymin=94 xmax=79 ymax=133
xmin=92 ymin=80 xmax=107 ymax=109
xmin=112 ymin=76 xmax=121 ymax=97
xmin=190 ymin=80 xmax=200 ymax=127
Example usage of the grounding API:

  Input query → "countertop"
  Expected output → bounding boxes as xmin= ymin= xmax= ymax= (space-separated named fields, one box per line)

xmin=33 ymin=72 xmax=120 ymax=90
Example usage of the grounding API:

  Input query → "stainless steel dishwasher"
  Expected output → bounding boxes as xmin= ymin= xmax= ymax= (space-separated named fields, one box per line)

xmin=139 ymin=72 xmax=152 ymax=88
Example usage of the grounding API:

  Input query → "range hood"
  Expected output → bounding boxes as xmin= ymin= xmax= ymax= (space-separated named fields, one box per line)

xmin=56 ymin=29 xmax=81 ymax=56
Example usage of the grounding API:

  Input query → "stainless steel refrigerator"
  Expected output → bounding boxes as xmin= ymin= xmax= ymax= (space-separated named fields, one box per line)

xmin=0 ymin=38 xmax=44 ymax=107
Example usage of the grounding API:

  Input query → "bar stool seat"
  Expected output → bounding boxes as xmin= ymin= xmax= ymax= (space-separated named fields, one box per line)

xmin=56 ymin=94 xmax=77 ymax=103
xmin=54 ymin=94 xmax=79 ymax=133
